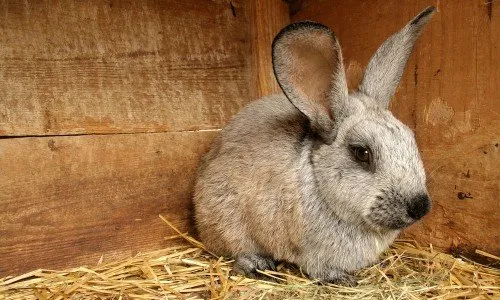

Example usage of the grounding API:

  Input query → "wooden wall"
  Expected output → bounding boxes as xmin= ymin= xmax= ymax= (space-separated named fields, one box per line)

xmin=0 ymin=0 xmax=257 ymax=275
xmin=1 ymin=0 xmax=497 ymax=276
xmin=292 ymin=0 xmax=499 ymax=255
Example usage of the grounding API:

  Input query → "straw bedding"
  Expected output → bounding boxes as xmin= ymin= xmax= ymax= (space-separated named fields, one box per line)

xmin=1 ymin=215 xmax=498 ymax=300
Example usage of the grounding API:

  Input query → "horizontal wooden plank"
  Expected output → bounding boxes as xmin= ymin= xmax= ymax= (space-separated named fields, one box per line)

xmin=0 ymin=130 xmax=218 ymax=276
xmin=0 ymin=0 xmax=251 ymax=136
xmin=293 ymin=0 xmax=500 ymax=255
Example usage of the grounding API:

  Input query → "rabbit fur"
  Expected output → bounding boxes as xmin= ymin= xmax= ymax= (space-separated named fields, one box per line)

xmin=194 ymin=6 xmax=436 ymax=285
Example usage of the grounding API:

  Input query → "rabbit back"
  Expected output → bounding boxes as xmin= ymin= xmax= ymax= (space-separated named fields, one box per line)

xmin=194 ymin=94 xmax=308 ymax=261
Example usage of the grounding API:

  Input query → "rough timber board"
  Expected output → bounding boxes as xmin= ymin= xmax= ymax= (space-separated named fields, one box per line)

xmin=248 ymin=0 xmax=290 ymax=99
xmin=293 ymin=0 xmax=500 ymax=254
xmin=0 ymin=130 xmax=218 ymax=275
xmin=0 ymin=0 xmax=250 ymax=136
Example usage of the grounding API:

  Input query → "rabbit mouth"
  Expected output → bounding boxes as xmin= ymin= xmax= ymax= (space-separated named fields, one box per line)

xmin=367 ymin=193 xmax=431 ymax=230
xmin=368 ymin=215 xmax=415 ymax=230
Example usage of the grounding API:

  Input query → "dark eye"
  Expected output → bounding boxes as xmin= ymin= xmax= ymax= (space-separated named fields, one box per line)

xmin=350 ymin=145 xmax=372 ymax=164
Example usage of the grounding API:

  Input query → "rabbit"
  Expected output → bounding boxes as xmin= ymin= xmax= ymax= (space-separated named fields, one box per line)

xmin=193 ymin=6 xmax=435 ymax=286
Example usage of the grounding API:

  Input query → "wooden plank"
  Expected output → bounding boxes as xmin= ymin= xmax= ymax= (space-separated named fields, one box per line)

xmin=293 ymin=0 xmax=500 ymax=255
xmin=0 ymin=0 xmax=250 ymax=136
xmin=0 ymin=130 xmax=218 ymax=275
xmin=247 ymin=0 xmax=290 ymax=99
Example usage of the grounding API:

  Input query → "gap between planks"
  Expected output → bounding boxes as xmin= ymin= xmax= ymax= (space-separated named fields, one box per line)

xmin=0 ymin=128 xmax=222 ymax=140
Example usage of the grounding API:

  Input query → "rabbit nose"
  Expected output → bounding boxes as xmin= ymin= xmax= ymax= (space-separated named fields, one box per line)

xmin=407 ymin=194 xmax=431 ymax=220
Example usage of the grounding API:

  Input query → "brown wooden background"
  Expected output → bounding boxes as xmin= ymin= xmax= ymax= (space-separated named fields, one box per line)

xmin=0 ymin=0 xmax=498 ymax=276
xmin=292 ymin=0 xmax=500 ymax=257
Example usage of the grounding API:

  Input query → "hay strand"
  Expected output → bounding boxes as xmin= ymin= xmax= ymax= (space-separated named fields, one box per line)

xmin=1 ymin=217 xmax=498 ymax=300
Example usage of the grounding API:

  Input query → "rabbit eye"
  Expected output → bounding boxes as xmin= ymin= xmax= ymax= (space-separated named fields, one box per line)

xmin=350 ymin=145 xmax=372 ymax=164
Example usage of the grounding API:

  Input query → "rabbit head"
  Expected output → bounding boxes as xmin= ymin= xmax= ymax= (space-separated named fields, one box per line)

xmin=272 ymin=7 xmax=435 ymax=232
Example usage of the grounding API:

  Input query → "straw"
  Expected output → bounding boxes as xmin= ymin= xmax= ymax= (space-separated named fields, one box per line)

xmin=1 ymin=215 xmax=498 ymax=299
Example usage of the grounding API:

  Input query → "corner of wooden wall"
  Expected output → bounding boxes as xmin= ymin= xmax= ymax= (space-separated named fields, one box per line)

xmin=247 ymin=0 xmax=290 ymax=99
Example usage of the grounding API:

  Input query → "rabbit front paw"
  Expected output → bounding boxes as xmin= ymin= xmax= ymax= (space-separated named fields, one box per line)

xmin=231 ymin=253 xmax=277 ymax=280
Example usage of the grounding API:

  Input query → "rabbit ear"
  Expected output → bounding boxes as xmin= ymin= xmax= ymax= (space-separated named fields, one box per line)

xmin=272 ymin=22 xmax=348 ymax=144
xmin=358 ymin=6 xmax=436 ymax=108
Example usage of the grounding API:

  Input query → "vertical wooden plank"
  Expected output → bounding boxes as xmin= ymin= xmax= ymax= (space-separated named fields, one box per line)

xmin=405 ymin=0 xmax=500 ymax=256
xmin=248 ymin=0 xmax=290 ymax=99
xmin=292 ymin=0 xmax=500 ymax=255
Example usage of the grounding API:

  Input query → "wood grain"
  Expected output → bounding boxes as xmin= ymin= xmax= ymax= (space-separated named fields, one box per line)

xmin=0 ymin=0 xmax=250 ymax=136
xmin=0 ymin=130 xmax=218 ymax=276
xmin=293 ymin=0 xmax=500 ymax=255
xmin=247 ymin=0 xmax=290 ymax=99
xmin=0 ymin=0 xmax=288 ymax=276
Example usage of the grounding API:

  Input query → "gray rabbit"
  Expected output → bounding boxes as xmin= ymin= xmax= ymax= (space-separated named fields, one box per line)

xmin=194 ymin=7 xmax=435 ymax=285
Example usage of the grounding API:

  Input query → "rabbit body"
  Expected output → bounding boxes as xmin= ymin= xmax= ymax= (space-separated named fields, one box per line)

xmin=194 ymin=7 xmax=436 ymax=285
xmin=195 ymin=94 xmax=400 ymax=283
